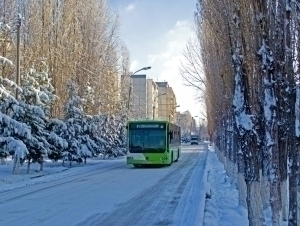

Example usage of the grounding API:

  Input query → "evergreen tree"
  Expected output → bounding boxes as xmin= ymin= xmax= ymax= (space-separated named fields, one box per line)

xmin=100 ymin=114 xmax=120 ymax=158
xmin=91 ymin=114 xmax=107 ymax=156
xmin=114 ymin=115 xmax=127 ymax=155
xmin=63 ymin=80 xmax=85 ymax=166
xmin=18 ymin=68 xmax=53 ymax=172
xmin=0 ymin=56 xmax=30 ymax=172
xmin=24 ymin=63 xmax=57 ymax=118
xmin=82 ymin=80 xmax=95 ymax=115
xmin=80 ymin=115 xmax=100 ymax=163
xmin=46 ymin=118 xmax=68 ymax=162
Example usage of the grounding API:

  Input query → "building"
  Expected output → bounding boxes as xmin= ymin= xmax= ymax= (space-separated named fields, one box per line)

xmin=129 ymin=77 xmax=179 ymax=122
xmin=176 ymin=110 xmax=193 ymax=134
xmin=130 ymin=74 xmax=147 ymax=119
xmin=156 ymin=82 xmax=177 ymax=123
xmin=146 ymin=79 xmax=159 ymax=119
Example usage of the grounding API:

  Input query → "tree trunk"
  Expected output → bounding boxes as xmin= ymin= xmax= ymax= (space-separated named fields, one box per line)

xmin=237 ymin=149 xmax=247 ymax=208
xmin=12 ymin=154 xmax=20 ymax=175
xmin=27 ymin=159 xmax=31 ymax=174
xmin=285 ymin=0 xmax=297 ymax=222
xmin=39 ymin=158 xmax=44 ymax=171
xmin=246 ymin=180 xmax=264 ymax=226
xmin=281 ymin=180 xmax=288 ymax=222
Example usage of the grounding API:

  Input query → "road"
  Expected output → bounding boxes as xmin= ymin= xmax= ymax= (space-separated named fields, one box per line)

xmin=0 ymin=144 xmax=208 ymax=226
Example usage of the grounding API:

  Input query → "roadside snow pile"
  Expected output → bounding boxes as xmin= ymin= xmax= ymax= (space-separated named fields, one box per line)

xmin=203 ymin=149 xmax=248 ymax=226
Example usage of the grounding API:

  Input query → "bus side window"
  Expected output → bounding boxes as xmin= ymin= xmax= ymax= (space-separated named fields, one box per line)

xmin=169 ymin=131 xmax=173 ymax=140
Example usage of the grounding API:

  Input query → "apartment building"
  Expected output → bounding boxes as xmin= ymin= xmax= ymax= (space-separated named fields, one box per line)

xmin=176 ymin=110 xmax=193 ymax=133
xmin=130 ymin=74 xmax=147 ymax=119
xmin=129 ymin=77 xmax=178 ymax=122
xmin=146 ymin=79 xmax=159 ymax=119
xmin=156 ymin=82 xmax=177 ymax=123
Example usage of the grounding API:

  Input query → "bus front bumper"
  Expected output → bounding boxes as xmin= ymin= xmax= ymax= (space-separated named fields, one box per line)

xmin=126 ymin=156 xmax=169 ymax=165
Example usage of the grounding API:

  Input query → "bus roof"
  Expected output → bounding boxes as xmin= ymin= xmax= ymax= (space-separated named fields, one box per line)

xmin=128 ymin=120 xmax=169 ymax=124
xmin=127 ymin=120 xmax=180 ymax=128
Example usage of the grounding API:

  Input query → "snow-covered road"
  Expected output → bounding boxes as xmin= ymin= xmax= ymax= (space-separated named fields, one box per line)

xmin=0 ymin=145 xmax=208 ymax=226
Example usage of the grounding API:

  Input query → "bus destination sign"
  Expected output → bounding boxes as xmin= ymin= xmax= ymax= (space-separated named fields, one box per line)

xmin=130 ymin=123 xmax=165 ymax=129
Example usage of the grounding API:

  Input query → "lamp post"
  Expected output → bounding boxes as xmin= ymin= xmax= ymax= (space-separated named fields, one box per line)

xmin=16 ymin=14 xmax=21 ymax=99
xmin=127 ymin=66 xmax=151 ymax=110
xmin=153 ymin=92 xmax=166 ymax=119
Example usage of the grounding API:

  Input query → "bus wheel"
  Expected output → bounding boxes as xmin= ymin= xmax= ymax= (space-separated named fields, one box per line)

xmin=174 ymin=150 xmax=179 ymax=162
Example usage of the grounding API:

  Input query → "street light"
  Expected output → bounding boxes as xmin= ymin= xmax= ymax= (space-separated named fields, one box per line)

xmin=153 ymin=92 xmax=166 ymax=119
xmin=127 ymin=66 xmax=152 ymax=110
xmin=132 ymin=66 xmax=151 ymax=75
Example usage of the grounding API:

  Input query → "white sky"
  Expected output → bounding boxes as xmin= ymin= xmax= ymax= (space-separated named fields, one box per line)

xmin=109 ymin=0 xmax=204 ymax=118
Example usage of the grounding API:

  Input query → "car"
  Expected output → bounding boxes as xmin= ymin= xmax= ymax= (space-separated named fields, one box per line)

xmin=190 ymin=135 xmax=199 ymax=145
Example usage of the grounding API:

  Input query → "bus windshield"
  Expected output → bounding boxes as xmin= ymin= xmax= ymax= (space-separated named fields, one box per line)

xmin=129 ymin=129 xmax=166 ymax=153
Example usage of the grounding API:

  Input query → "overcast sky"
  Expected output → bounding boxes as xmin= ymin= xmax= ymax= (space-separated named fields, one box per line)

xmin=108 ymin=0 xmax=204 ymax=119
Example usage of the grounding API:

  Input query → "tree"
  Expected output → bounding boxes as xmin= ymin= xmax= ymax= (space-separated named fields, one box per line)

xmin=63 ymin=80 xmax=86 ymax=166
xmin=18 ymin=67 xmax=55 ymax=172
xmin=46 ymin=118 xmax=68 ymax=162
xmin=0 ymin=55 xmax=30 ymax=173
xmin=82 ymin=80 xmax=95 ymax=115
xmin=194 ymin=0 xmax=300 ymax=225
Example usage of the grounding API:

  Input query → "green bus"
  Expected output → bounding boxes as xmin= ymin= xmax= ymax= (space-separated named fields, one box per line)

xmin=126 ymin=120 xmax=181 ymax=167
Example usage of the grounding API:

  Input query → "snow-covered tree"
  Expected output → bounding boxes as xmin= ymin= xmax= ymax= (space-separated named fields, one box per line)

xmin=22 ymin=64 xmax=57 ymax=117
xmin=99 ymin=114 xmax=126 ymax=158
xmin=0 ymin=56 xmax=30 ymax=172
xmin=63 ymin=80 xmax=86 ymax=166
xmin=100 ymin=115 xmax=116 ymax=158
xmin=195 ymin=0 xmax=300 ymax=225
xmin=12 ymin=102 xmax=49 ymax=172
xmin=91 ymin=114 xmax=107 ymax=155
xmin=82 ymin=80 xmax=95 ymax=115
xmin=18 ymin=68 xmax=55 ymax=172
xmin=46 ymin=118 xmax=68 ymax=162
xmin=113 ymin=115 xmax=127 ymax=155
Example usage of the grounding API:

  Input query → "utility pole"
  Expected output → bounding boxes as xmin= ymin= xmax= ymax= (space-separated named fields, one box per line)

xmin=16 ymin=14 xmax=21 ymax=99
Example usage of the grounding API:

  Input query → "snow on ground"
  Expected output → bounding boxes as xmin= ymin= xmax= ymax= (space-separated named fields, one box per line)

xmin=0 ymin=145 xmax=249 ymax=226
xmin=204 ymin=146 xmax=249 ymax=226
xmin=0 ymin=155 xmax=125 ymax=192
